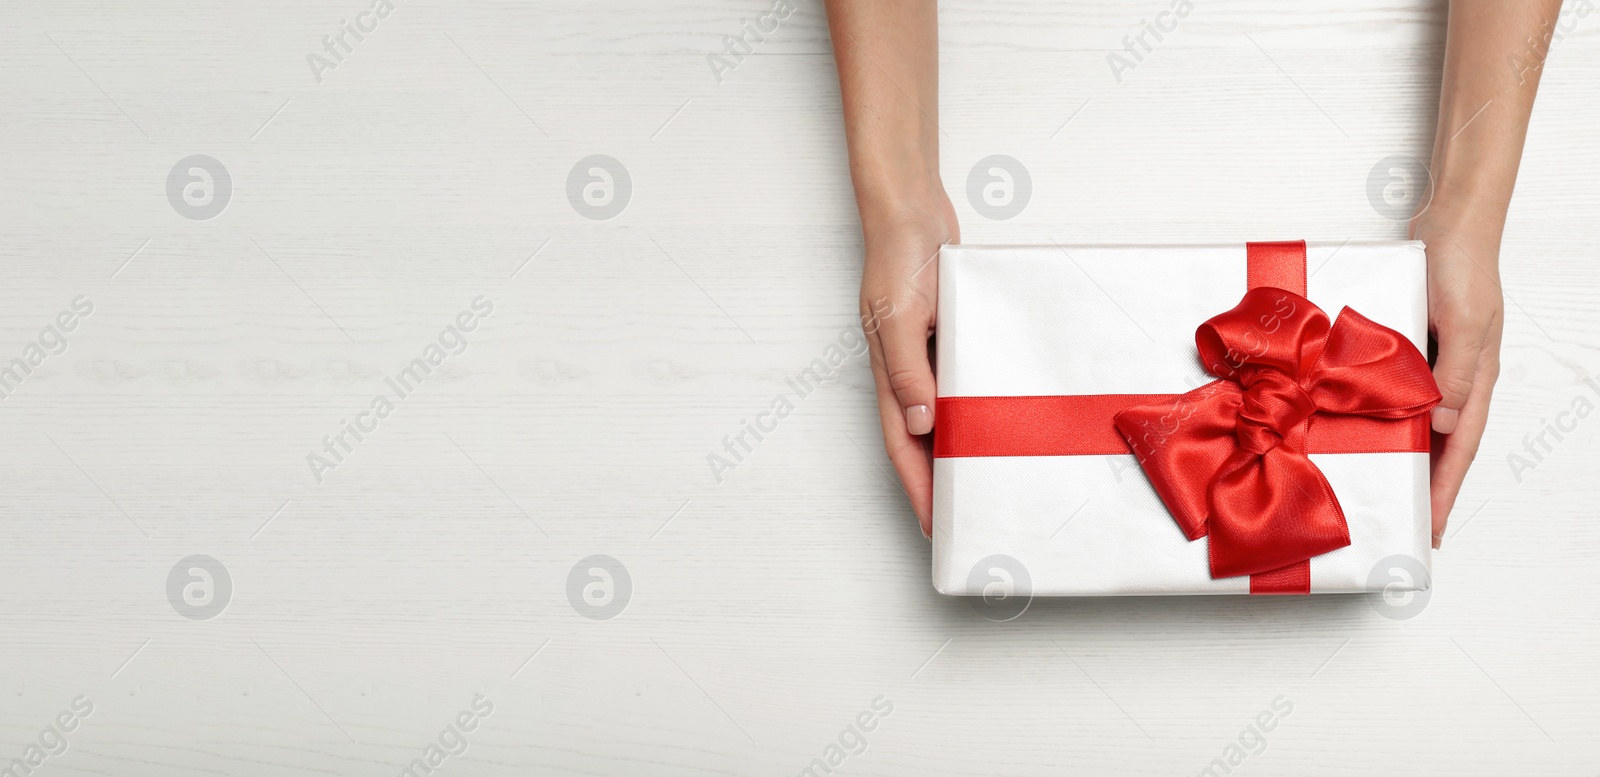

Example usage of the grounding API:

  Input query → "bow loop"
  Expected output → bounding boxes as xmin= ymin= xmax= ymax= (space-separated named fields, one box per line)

xmin=1113 ymin=288 xmax=1440 ymax=581
xmin=1303 ymin=306 xmax=1442 ymax=418
xmin=1197 ymin=288 xmax=1329 ymax=381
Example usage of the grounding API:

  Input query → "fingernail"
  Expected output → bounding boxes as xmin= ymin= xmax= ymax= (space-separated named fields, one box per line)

xmin=920 ymin=522 xmax=931 ymax=540
xmin=1431 ymin=406 xmax=1459 ymax=435
xmin=905 ymin=404 xmax=933 ymax=436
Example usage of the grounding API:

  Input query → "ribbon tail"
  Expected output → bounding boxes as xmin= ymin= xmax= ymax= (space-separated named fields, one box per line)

xmin=1207 ymin=447 xmax=1351 ymax=578
xmin=1112 ymin=382 xmax=1242 ymax=541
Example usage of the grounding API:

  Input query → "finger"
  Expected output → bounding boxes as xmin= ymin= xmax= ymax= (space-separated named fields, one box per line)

xmin=877 ymin=311 xmax=938 ymax=435
xmin=1430 ymin=331 xmax=1500 ymax=548
xmin=1429 ymin=315 xmax=1491 ymax=435
xmin=866 ymin=328 xmax=935 ymax=537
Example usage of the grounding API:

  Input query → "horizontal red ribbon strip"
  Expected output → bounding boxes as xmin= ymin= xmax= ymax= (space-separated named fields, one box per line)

xmin=932 ymin=394 xmax=1431 ymax=458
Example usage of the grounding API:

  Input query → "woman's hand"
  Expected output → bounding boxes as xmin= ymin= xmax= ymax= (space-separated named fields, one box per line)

xmin=860 ymin=197 xmax=959 ymax=538
xmin=824 ymin=0 xmax=949 ymax=536
xmin=1410 ymin=0 xmax=1560 ymax=545
xmin=1413 ymin=208 xmax=1505 ymax=548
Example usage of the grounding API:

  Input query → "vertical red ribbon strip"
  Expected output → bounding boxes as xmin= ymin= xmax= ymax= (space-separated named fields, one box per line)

xmin=1242 ymin=242 xmax=1311 ymax=594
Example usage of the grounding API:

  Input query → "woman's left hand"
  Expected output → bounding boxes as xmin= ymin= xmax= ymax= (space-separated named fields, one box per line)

xmin=1412 ymin=208 xmax=1506 ymax=548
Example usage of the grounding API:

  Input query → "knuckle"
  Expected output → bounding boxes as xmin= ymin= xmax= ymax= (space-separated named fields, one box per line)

xmin=1433 ymin=364 xmax=1478 ymax=402
xmin=886 ymin=366 xmax=926 ymax=397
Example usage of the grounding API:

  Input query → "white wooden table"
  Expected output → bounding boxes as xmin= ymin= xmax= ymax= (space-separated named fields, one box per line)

xmin=2 ymin=1 xmax=1597 ymax=774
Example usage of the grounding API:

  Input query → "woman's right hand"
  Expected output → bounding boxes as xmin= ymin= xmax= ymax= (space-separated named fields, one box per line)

xmin=860 ymin=194 xmax=959 ymax=539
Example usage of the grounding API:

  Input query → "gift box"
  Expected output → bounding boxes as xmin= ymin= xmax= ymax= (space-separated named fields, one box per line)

xmin=932 ymin=241 xmax=1438 ymax=596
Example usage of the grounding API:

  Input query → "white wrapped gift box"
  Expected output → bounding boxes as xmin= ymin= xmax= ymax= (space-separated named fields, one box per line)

xmin=932 ymin=241 xmax=1432 ymax=596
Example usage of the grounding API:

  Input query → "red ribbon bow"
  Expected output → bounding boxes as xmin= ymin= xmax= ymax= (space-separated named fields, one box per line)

xmin=1111 ymin=287 xmax=1441 ymax=581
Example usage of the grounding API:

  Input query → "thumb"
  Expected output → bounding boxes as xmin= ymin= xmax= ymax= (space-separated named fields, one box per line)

xmin=877 ymin=314 xmax=937 ymax=435
xmin=1430 ymin=322 xmax=1489 ymax=435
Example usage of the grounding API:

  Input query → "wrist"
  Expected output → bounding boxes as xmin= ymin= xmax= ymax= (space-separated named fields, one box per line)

xmin=1413 ymin=177 xmax=1510 ymax=248
xmin=1424 ymin=176 xmax=1511 ymax=223
xmin=1420 ymin=124 xmax=1522 ymax=234
xmin=850 ymin=149 xmax=944 ymax=218
xmin=1414 ymin=199 xmax=1504 ymax=242
xmin=858 ymin=183 xmax=949 ymax=231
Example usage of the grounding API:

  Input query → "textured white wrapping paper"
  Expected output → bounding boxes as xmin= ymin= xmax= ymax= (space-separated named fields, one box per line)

xmin=932 ymin=242 xmax=1432 ymax=596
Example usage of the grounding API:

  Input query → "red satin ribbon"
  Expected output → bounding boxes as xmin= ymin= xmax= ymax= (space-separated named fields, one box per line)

xmin=933 ymin=395 xmax=1430 ymax=458
xmin=934 ymin=241 xmax=1440 ymax=595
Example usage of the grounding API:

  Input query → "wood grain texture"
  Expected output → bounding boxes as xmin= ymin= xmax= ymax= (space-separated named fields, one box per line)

xmin=1 ymin=0 xmax=1598 ymax=775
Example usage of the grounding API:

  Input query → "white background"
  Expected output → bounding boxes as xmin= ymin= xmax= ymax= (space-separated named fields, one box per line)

xmin=1 ymin=1 xmax=1596 ymax=775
